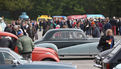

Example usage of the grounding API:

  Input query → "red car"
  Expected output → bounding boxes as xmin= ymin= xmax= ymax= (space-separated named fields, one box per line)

xmin=0 ymin=32 xmax=60 ymax=62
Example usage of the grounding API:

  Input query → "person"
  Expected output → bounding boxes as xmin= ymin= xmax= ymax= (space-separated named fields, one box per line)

xmin=26 ymin=23 xmax=36 ymax=41
xmin=110 ymin=17 xmax=117 ymax=35
xmin=85 ymin=19 xmax=91 ymax=35
xmin=16 ymin=31 xmax=34 ymax=60
xmin=12 ymin=25 xmax=20 ymax=36
xmin=4 ymin=24 xmax=12 ymax=33
xmin=92 ymin=24 xmax=100 ymax=38
xmin=0 ymin=17 xmax=6 ymax=32
xmin=98 ymin=29 xmax=114 ymax=51
xmin=103 ymin=19 xmax=112 ymax=34
xmin=119 ymin=18 xmax=121 ymax=35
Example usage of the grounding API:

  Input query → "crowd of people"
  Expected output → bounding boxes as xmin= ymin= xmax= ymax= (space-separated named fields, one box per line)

xmin=0 ymin=16 xmax=121 ymax=41
xmin=39 ymin=16 xmax=121 ymax=38
xmin=0 ymin=16 xmax=121 ymax=58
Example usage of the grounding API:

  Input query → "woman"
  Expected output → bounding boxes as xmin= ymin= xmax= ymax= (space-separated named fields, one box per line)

xmin=98 ymin=29 xmax=114 ymax=51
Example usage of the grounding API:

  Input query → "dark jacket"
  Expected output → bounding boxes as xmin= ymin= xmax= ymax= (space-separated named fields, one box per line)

xmin=104 ymin=22 xmax=112 ymax=31
xmin=110 ymin=19 xmax=117 ymax=26
xmin=98 ymin=36 xmax=114 ymax=51
xmin=92 ymin=27 xmax=100 ymax=38
xmin=4 ymin=27 xmax=12 ymax=33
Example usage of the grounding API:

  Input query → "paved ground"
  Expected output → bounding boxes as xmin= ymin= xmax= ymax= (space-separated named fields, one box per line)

xmin=37 ymin=30 xmax=121 ymax=69
xmin=60 ymin=56 xmax=98 ymax=69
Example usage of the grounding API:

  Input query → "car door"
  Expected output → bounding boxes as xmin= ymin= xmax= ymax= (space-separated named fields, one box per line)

xmin=58 ymin=31 xmax=90 ymax=55
xmin=62 ymin=31 xmax=88 ymax=48
xmin=0 ymin=52 xmax=17 ymax=69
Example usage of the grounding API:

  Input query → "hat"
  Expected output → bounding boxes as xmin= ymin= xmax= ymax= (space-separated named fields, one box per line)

xmin=17 ymin=31 xmax=22 ymax=35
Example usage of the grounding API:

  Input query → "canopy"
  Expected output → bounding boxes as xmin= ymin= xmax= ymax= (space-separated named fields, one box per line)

xmin=19 ymin=12 xmax=29 ymax=19
xmin=52 ymin=16 xmax=67 ymax=20
xmin=87 ymin=14 xmax=105 ymax=19
xmin=52 ymin=16 xmax=66 ymax=18
xmin=67 ymin=15 xmax=87 ymax=20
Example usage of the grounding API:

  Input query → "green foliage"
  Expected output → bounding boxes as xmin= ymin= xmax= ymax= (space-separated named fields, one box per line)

xmin=0 ymin=0 xmax=121 ymax=19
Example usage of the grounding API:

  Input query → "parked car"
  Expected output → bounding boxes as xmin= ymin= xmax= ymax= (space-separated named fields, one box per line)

xmin=35 ymin=28 xmax=100 ymax=56
xmin=94 ymin=39 xmax=121 ymax=69
xmin=0 ymin=48 xmax=76 ymax=69
xmin=0 ymin=32 xmax=60 ymax=62
xmin=94 ymin=40 xmax=121 ymax=68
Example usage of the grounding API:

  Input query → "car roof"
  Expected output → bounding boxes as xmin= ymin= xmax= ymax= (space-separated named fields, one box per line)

xmin=0 ymin=47 xmax=11 ymax=52
xmin=48 ymin=28 xmax=83 ymax=32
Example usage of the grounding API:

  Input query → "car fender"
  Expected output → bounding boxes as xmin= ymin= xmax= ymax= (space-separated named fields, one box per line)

xmin=32 ymin=47 xmax=60 ymax=62
xmin=35 ymin=43 xmax=58 ymax=52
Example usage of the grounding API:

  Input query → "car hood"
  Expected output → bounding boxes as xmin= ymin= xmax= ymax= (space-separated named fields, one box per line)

xmin=24 ymin=61 xmax=76 ymax=69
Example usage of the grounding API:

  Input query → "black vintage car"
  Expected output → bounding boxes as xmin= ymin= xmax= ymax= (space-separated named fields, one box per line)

xmin=94 ymin=40 xmax=121 ymax=69
xmin=35 ymin=28 xmax=100 ymax=56
xmin=0 ymin=48 xmax=76 ymax=69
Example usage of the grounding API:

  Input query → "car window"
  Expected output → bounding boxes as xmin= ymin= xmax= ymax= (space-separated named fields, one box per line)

xmin=50 ymin=31 xmax=69 ymax=40
xmin=68 ymin=31 xmax=83 ymax=40
xmin=2 ymin=52 xmax=15 ymax=64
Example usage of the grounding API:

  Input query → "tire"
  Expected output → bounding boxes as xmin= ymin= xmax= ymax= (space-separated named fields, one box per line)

xmin=43 ymin=58 xmax=55 ymax=62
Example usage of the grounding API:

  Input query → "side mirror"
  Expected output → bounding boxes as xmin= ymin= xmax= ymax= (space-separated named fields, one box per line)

xmin=12 ymin=60 xmax=19 ymax=66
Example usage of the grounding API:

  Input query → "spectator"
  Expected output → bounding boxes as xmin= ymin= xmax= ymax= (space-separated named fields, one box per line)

xmin=92 ymin=24 xmax=100 ymax=38
xmin=119 ymin=18 xmax=121 ymax=35
xmin=0 ymin=17 xmax=6 ymax=32
xmin=26 ymin=23 xmax=36 ymax=41
xmin=85 ymin=19 xmax=91 ymax=35
xmin=110 ymin=17 xmax=117 ymax=35
xmin=17 ymin=31 xmax=34 ymax=60
xmin=98 ymin=29 xmax=114 ymax=51
xmin=104 ymin=19 xmax=112 ymax=34
xmin=4 ymin=24 xmax=12 ymax=33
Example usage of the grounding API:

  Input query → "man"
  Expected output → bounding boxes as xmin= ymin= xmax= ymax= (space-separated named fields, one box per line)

xmin=92 ymin=24 xmax=101 ymax=38
xmin=26 ymin=23 xmax=36 ymax=41
xmin=17 ymin=31 xmax=34 ymax=60
xmin=104 ymin=18 xmax=112 ymax=33
xmin=0 ymin=17 xmax=6 ymax=32
xmin=110 ymin=17 xmax=117 ymax=35
xmin=4 ymin=24 xmax=12 ymax=33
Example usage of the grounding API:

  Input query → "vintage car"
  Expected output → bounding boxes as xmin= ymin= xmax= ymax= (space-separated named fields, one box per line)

xmin=35 ymin=28 xmax=100 ymax=56
xmin=94 ymin=40 xmax=121 ymax=68
xmin=93 ymin=39 xmax=121 ymax=69
xmin=0 ymin=32 xmax=60 ymax=62
xmin=0 ymin=48 xmax=76 ymax=69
